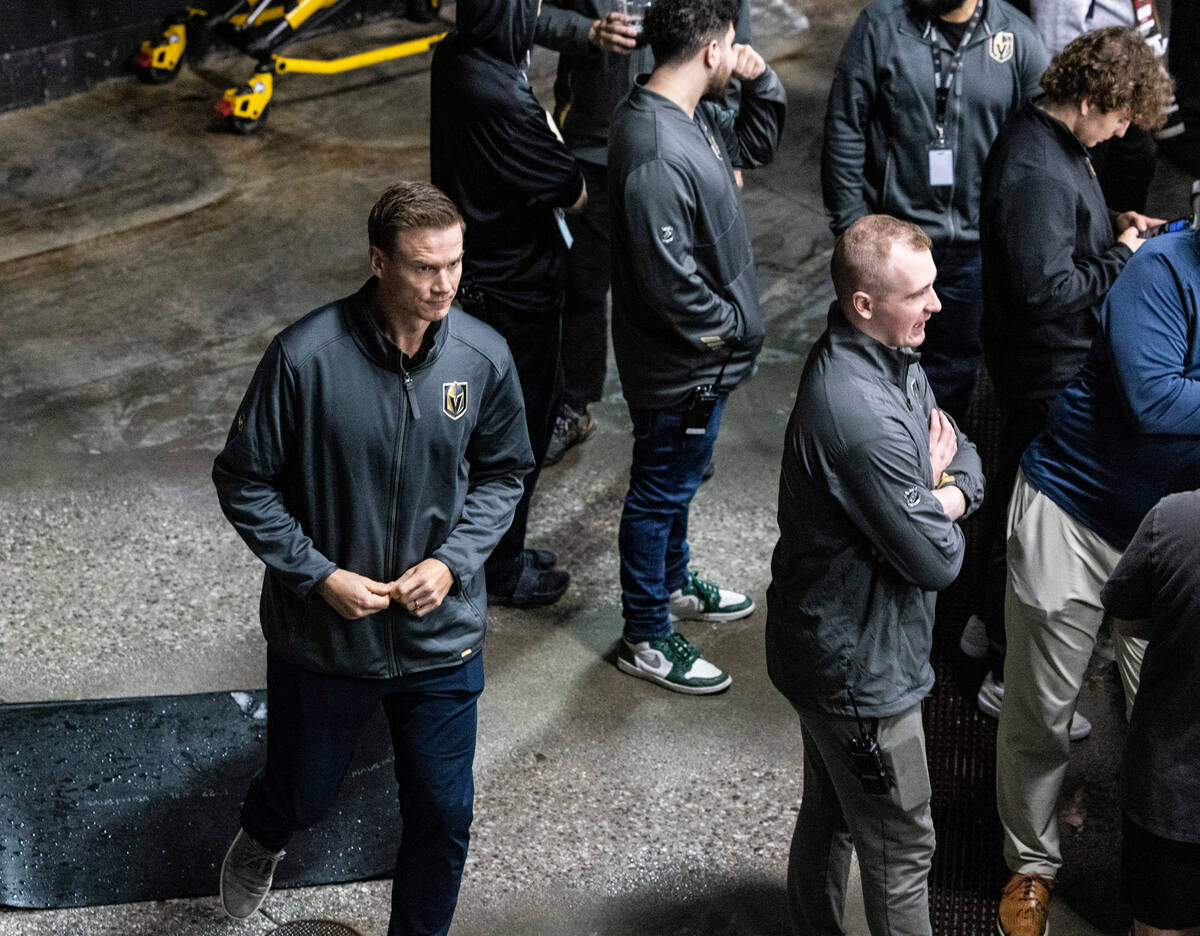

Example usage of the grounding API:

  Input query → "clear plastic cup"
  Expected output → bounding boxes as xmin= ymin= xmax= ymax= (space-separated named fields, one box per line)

xmin=618 ymin=0 xmax=653 ymax=35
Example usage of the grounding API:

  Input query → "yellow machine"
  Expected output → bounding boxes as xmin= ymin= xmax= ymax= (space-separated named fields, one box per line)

xmin=135 ymin=0 xmax=446 ymax=133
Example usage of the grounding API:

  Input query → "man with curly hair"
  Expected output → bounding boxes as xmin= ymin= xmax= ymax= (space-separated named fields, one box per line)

xmin=1026 ymin=0 xmax=1172 ymax=213
xmin=971 ymin=25 xmax=1172 ymax=751
xmin=982 ymin=30 xmax=1178 ymax=934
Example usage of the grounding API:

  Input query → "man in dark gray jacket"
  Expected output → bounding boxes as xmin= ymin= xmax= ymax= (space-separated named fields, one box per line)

xmin=212 ymin=181 xmax=533 ymax=935
xmin=608 ymin=0 xmax=784 ymax=694
xmin=766 ymin=215 xmax=984 ymax=935
xmin=533 ymin=0 xmax=750 ymax=464
xmin=822 ymin=0 xmax=1047 ymax=420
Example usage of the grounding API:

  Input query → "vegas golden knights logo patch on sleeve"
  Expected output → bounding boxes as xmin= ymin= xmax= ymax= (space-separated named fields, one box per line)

xmin=443 ymin=381 xmax=468 ymax=420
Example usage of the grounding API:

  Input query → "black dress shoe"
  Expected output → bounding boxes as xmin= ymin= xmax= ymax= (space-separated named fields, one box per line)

xmin=487 ymin=552 xmax=570 ymax=607
xmin=524 ymin=548 xmax=557 ymax=570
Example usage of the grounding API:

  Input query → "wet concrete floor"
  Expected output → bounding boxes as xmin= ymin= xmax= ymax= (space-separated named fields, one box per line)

xmin=0 ymin=1 xmax=1194 ymax=932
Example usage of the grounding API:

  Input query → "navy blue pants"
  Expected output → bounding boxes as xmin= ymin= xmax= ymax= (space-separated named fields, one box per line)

xmin=619 ymin=392 xmax=727 ymax=643
xmin=921 ymin=244 xmax=983 ymax=424
xmin=241 ymin=652 xmax=483 ymax=936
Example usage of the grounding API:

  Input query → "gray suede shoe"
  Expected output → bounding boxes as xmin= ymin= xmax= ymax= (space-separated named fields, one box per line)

xmin=220 ymin=828 xmax=285 ymax=920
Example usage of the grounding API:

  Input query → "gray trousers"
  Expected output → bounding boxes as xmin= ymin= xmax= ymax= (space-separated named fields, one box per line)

xmin=788 ymin=703 xmax=935 ymax=936
xmin=997 ymin=470 xmax=1146 ymax=875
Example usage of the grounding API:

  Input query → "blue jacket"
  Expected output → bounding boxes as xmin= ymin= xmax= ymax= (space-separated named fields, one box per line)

xmin=1023 ymin=230 xmax=1200 ymax=549
xmin=213 ymin=282 xmax=534 ymax=678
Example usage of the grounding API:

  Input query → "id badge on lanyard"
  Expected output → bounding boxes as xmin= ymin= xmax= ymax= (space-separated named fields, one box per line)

xmin=928 ymin=143 xmax=954 ymax=187
xmin=928 ymin=1 xmax=983 ymax=187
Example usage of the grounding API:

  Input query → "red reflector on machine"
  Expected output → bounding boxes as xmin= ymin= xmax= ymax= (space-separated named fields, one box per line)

xmin=214 ymin=99 xmax=234 ymax=116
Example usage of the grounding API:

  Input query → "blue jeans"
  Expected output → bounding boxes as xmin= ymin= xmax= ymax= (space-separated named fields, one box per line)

xmin=618 ymin=392 xmax=727 ymax=644
xmin=921 ymin=244 xmax=982 ymax=424
xmin=241 ymin=652 xmax=483 ymax=936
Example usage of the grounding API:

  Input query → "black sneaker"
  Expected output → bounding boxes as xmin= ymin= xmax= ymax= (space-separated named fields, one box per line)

xmin=488 ymin=551 xmax=570 ymax=607
xmin=542 ymin=403 xmax=596 ymax=467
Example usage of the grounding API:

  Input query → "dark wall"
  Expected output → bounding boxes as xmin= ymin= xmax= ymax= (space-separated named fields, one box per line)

xmin=0 ymin=0 xmax=397 ymax=114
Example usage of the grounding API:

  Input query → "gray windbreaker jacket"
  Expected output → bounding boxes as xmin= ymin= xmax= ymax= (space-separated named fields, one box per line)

xmin=608 ymin=67 xmax=786 ymax=409
xmin=213 ymin=281 xmax=534 ymax=679
xmin=822 ymin=0 xmax=1047 ymax=244
xmin=766 ymin=304 xmax=985 ymax=718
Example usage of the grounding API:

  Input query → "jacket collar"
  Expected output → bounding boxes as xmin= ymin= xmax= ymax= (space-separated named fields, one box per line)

xmin=826 ymin=302 xmax=920 ymax=394
xmin=897 ymin=0 xmax=1009 ymax=46
xmin=345 ymin=278 xmax=448 ymax=374
xmin=1023 ymin=97 xmax=1094 ymax=161
xmin=629 ymin=75 xmax=695 ymax=123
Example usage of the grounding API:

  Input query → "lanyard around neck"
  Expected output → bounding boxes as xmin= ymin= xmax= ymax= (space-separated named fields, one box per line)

xmin=930 ymin=0 xmax=985 ymax=142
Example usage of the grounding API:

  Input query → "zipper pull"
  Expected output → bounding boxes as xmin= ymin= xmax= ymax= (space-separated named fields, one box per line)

xmin=403 ymin=374 xmax=421 ymax=420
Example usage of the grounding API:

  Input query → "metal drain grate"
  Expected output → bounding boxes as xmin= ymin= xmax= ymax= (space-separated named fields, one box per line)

xmin=923 ymin=373 xmax=1009 ymax=934
xmin=269 ymin=922 xmax=364 ymax=936
xmin=923 ymin=646 xmax=1006 ymax=934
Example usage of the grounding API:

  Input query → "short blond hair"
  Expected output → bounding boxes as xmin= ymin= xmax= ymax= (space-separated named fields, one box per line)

xmin=832 ymin=215 xmax=932 ymax=306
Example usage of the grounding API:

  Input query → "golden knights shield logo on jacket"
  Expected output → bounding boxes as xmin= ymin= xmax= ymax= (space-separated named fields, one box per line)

xmin=990 ymin=32 xmax=1014 ymax=64
xmin=442 ymin=381 xmax=468 ymax=420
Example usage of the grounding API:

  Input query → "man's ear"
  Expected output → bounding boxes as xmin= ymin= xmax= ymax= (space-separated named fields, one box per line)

xmin=368 ymin=245 xmax=386 ymax=278
xmin=702 ymin=38 xmax=721 ymax=70
xmin=851 ymin=290 xmax=873 ymax=321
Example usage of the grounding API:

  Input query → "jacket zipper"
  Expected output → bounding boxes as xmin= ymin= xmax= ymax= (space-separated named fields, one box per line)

xmin=386 ymin=362 xmax=424 ymax=676
xmin=402 ymin=371 xmax=422 ymax=420
xmin=384 ymin=374 xmax=407 ymax=677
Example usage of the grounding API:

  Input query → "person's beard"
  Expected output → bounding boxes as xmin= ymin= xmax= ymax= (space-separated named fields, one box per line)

xmin=911 ymin=0 xmax=968 ymax=18
xmin=701 ymin=65 xmax=733 ymax=103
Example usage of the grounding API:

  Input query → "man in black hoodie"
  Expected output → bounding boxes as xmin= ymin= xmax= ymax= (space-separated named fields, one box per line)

xmin=430 ymin=0 xmax=587 ymax=608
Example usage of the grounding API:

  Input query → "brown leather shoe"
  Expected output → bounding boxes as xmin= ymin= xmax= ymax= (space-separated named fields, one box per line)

xmin=996 ymin=872 xmax=1054 ymax=936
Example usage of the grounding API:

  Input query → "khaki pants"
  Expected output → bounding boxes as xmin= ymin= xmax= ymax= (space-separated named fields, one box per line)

xmin=996 ymin=470 xmax=1146 ymax=875
xmin=788 ymin=704 xmax=935 ymax=936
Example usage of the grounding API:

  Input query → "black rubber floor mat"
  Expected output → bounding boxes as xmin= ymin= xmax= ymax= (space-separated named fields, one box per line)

xmin=270 ymin=923 xmax=364 ymax=935
xmin=0 ymin=691 xmax=399 ymax=908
